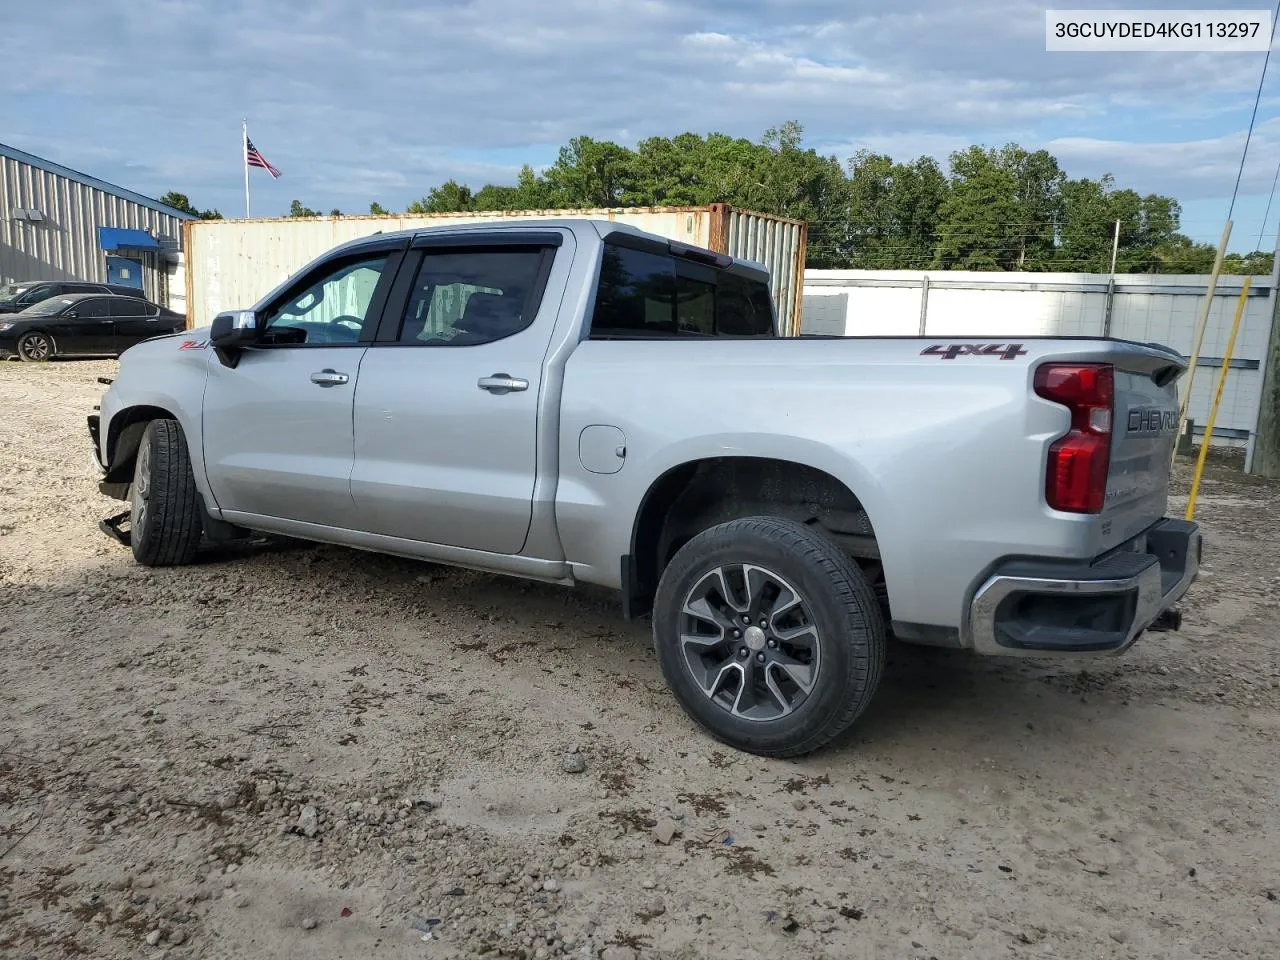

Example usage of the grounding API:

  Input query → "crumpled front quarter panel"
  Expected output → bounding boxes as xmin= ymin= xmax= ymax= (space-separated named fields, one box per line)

xmin=98 ymin=327 xmax=215 ymax=500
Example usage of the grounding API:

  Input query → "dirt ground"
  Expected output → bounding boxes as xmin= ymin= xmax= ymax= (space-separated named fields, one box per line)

xmin=1 ymin=358 xmax=1278 ymax=960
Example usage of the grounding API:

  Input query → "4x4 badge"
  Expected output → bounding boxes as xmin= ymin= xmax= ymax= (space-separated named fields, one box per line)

xmin=920 ymin=343 xmax=1028 ymax=360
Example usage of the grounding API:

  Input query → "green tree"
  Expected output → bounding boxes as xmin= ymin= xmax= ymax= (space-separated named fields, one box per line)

xmin=289 ymin=199 xmax=320 ymax=217
xmin=934 ymin=146 xmax=1025 ymax=269
xmin=369 ymin=201 xmax=391 ymax=215
xmin=159 ymin=190 xmax=222 ymax=220
xmin=1056 ymin=176 xmax=1122 ymax=272
xmin=630 ymin=132 xmax=718 ymax=205
xmin=1223 ymin=250 xmax=1275 ymax=274
xmin=474 ymin=165 xmax=553 ymax=210
xmin=933 ymin=144 xmax=1064 ymax=270
xmin=542 ymin=137 xmax=638 ymax=207
xmin=1119 ymin=195 xmax=1185 ymax=272
xmin=1007 ymin=146 xmax=1065 ymax=269
xmin=846 ymin=152 xmax=948 ymax=268
xmin=1148 ymin=235 xmax=1217 ymax=273
xmin=374 ymin=124 xmax=1229 ymax=274
xmin=408 ymin=179 xmax=475 ymax=213
xmin=749 ymin=123 xmax=851 ymax=267
xmin=160 ymin=190 xmax=198 ymax=215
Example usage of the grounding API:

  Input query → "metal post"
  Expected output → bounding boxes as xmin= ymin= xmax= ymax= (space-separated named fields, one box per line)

xmin=917 ymin=274 xmax=930 ymax=335
xmin=1173 ymin=220 xmax=1232 ymax=468
xmin=1102 ymin=278 xmax=1116 ymax=338
xmin=1187 ymin=276 xmax=1251 ymax=518
xmin=1101 ymin=220 xmax=1121 ymax=338
xmin=242 ymin=118 xmax=250 ymax=219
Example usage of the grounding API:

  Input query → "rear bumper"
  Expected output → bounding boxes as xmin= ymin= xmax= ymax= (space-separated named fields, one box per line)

xmin=967 ymin=518 xmax=1201 ymax=657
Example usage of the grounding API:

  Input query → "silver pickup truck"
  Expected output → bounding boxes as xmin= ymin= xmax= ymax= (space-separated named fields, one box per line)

xmin=88 ymin=219 xmax=1200 ymax=757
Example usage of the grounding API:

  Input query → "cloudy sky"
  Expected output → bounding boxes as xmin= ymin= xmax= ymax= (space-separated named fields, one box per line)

xmin=4 ymin=0 xmax=1280 ymax=251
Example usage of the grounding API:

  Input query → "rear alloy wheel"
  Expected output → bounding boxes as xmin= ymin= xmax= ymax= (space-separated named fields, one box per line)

xmin=17 ymin=332 xmax=53 ymax=362
xmin=129 ymin=419 xmax=203 ymax=566
xmin=653 ymin=517 xmax=886 ymax=758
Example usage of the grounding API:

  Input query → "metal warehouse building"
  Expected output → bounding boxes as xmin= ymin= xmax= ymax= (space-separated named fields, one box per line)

xmin=0 ymin=141 xmax=194 ymax=307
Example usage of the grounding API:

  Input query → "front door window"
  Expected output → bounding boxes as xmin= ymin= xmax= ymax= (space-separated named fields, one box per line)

xmin=260 ymin=255 xmax=389 ymax=345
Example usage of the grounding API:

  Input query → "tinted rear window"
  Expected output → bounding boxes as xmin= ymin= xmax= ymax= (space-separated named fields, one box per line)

xmin=109 ymin=298 xmax=155 ymax=317
xmin=589 ymin=239 xmax=774 ymax=339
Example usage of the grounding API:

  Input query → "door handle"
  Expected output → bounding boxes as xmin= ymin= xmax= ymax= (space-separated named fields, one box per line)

xmin=310 ymin=369 xmax=350 ymax=387
xmin=477 ymin=373 xmax=529 ymax=394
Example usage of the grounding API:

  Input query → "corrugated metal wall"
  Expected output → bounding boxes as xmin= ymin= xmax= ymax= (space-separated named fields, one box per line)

xmin=183 ymin=206 xmax=807 ymax=332
xmin=0 ymin=153 xmax=187 ymax=305
xmin=802 ymin=269 xmax=1273 ymax=447
xmin=724 ymin=208 xmax=806 ymax=336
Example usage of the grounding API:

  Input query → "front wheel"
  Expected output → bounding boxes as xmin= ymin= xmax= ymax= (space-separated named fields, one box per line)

xmin=17 ymin=331 xmax=54 ymax=362
xmin=652 ymin=517 xmax=886 ymax=758
xmin=130 ymin=419 xmax=203 ymax=566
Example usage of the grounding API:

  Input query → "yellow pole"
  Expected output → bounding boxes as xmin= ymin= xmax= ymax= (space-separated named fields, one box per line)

xmin=1174 ymin=220 xmax=1232 ymax=468
xmin=1185 ymin=274 xmax=1251 ymax=521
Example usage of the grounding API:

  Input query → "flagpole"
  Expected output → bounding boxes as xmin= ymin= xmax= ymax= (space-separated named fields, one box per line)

xmin=242 ymin=118 xmax=250 ymax=219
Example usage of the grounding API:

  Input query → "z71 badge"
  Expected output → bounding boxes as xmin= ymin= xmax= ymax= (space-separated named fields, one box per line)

xmin=920 ymin=343 xmax=1028 ymax=360
xmin=178 ymin=339 xmax=209 ymax=350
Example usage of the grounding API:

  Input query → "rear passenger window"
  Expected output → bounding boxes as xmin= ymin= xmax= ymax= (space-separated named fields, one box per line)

xmin=397 ymin=248 xmax=549 ymax=346
xmin=589 ymin=239 xmax=775 ymax=338
xmin=109 ymin=299 xmax=148 ymax=317
xmin=716 ymin=273 xmax=775 ymax=337
xmin=590 ymin=245 xmax=678 ymax=336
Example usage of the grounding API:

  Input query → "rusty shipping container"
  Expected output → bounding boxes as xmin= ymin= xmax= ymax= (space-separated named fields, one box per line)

xmin=183 ymin=204 xmax=807 ymax=334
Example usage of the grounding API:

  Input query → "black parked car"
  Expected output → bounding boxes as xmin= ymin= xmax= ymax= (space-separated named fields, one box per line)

xmin=0 ymin=293 xmax=186 ymax=362
xmin=0 ymin=280 xmax=149 ymax=314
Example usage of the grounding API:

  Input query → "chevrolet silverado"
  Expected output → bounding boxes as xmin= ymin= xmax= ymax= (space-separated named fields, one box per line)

xmin=88 ymin=219 xmax=1200 ymax=757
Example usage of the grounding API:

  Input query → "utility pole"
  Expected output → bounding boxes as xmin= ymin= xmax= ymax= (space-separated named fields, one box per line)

xmin=1108 ymin=219 xmax=1120 ymax=274
xmin=1247 ymin=226 xmax=1280 ymax=476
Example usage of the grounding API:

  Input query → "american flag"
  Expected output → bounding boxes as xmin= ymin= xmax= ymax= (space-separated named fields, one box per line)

xmin=245 ymin=138 xmax=281 ymax=179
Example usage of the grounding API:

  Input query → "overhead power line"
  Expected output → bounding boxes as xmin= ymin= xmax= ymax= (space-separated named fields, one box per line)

xmin=1257 ymin=157 xmax=1280 ymax=251
xmin=1228 ymin=0 xmax=1280 ymax=221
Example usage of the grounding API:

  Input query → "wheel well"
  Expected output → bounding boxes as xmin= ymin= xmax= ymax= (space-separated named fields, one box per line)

xmin=104 ymin=406 xmax=176 ymax=482
xmin=627 ymin=457 xmax=883 ymax=618
xmin=17 ymin=328 xmax=55 ymax=346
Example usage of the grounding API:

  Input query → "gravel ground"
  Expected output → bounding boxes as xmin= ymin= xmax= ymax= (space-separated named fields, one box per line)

xmin=1 ymin=358 xmax=1278 ymax=960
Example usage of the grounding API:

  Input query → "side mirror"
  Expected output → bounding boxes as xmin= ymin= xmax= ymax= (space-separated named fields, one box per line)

xmin=210 ymin=309 xmax=259 ymax=368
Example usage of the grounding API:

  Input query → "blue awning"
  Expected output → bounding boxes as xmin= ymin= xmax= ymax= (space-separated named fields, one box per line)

xmin=98 ymin=227 xmax=159 ymax=251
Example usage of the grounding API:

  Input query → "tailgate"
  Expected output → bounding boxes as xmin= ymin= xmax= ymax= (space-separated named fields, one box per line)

xmin=1103 ymin=347 xmax=1185 ymax=549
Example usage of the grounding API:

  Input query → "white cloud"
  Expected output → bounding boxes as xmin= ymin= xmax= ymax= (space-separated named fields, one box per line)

xmin=0 ymin=0 xmax=1275 ymax=236
xmin=1049 ymin=119 xmax=1280 ymax=200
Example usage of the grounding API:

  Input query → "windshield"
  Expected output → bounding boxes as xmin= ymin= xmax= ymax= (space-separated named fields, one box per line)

xmin=21 ymin=297 xmax=74 ymax=317
xmin=0 ymin=283 xmax=30 ymax=301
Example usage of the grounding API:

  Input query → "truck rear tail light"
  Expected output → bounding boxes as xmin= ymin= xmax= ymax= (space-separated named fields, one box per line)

xmin=1034 ymin=363 xmax=1114 ymax=514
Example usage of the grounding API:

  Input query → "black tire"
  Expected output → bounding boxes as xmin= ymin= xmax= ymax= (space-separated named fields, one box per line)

xmin=129 ymin=419 xmax=203 ymax=566
xmin=652 ymin=516 xmax=886 ymax=758
xmin=17 ymin=331 xmax=54 ymax=362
